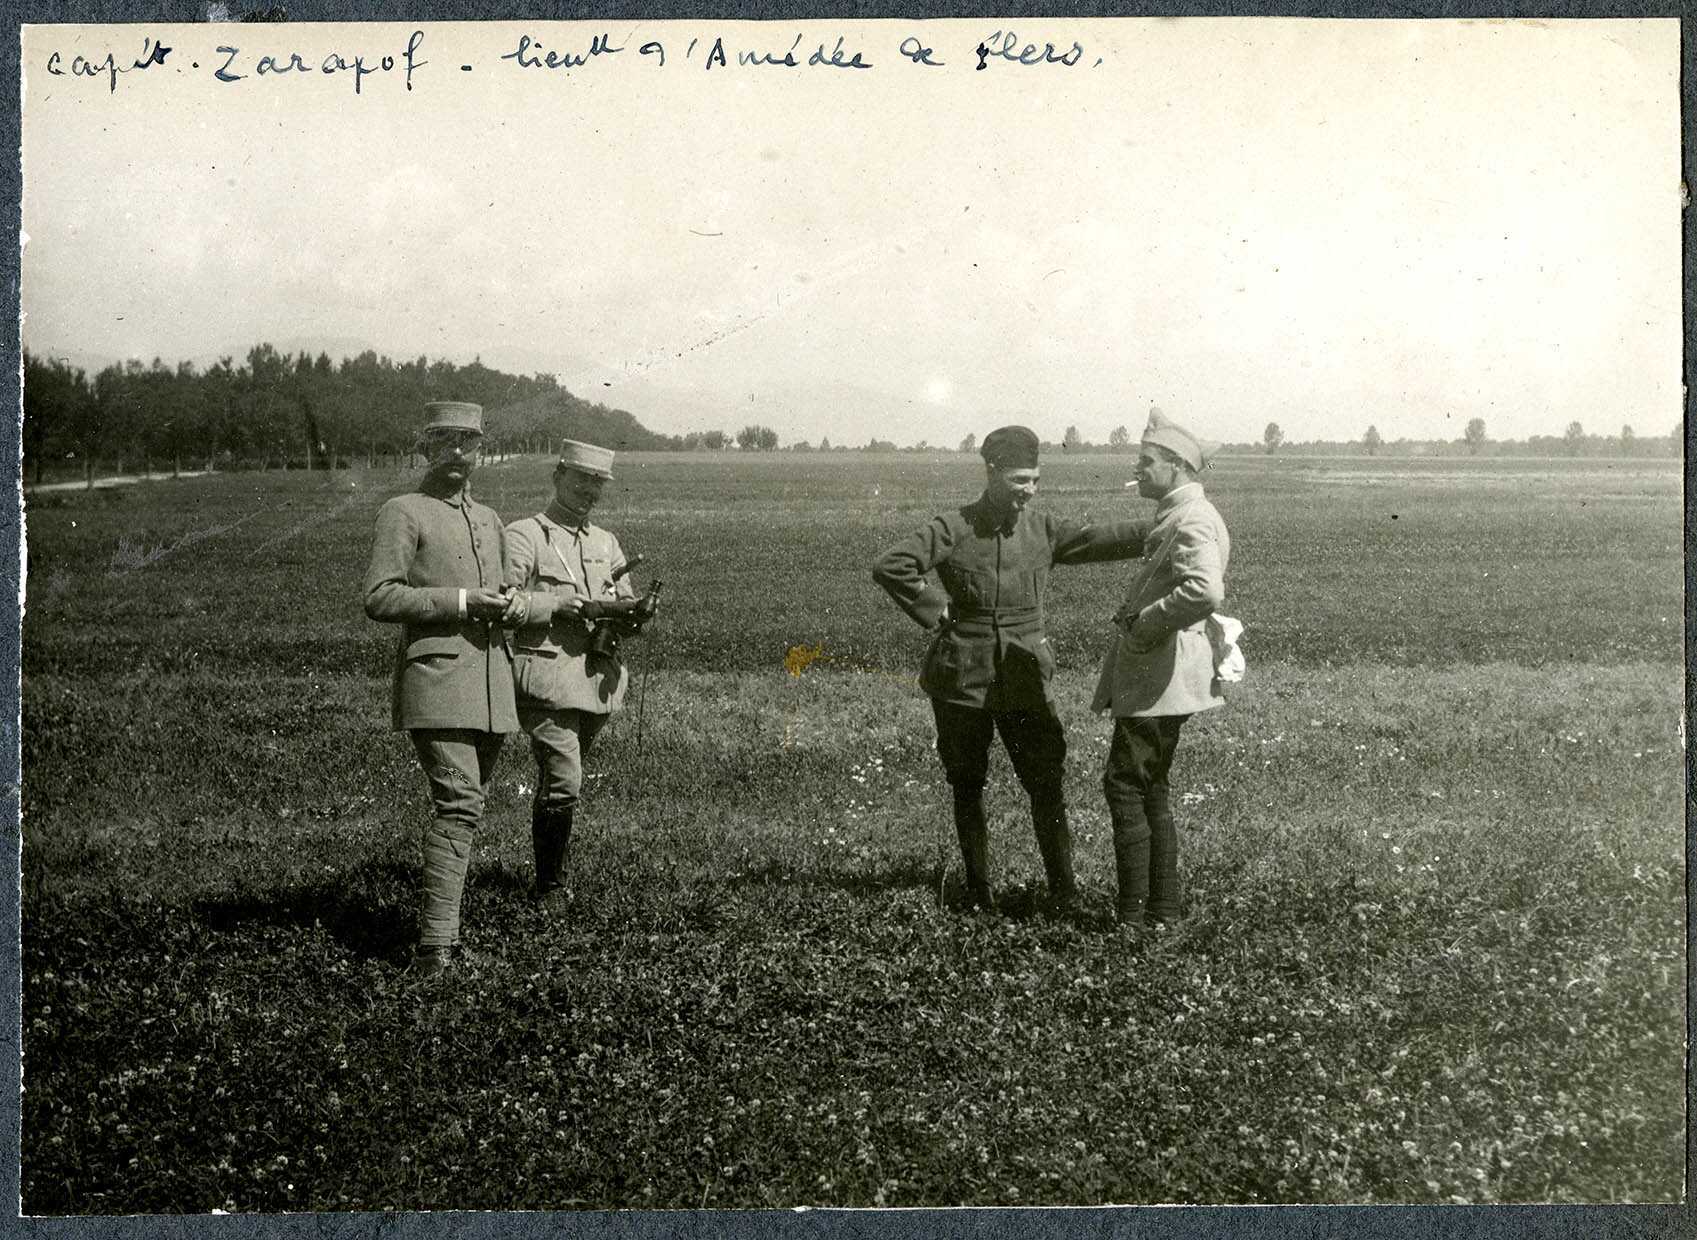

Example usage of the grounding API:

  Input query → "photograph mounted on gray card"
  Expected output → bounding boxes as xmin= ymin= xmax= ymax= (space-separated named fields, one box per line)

xmin=17 ymin=16 xmax=1682 ymax=1212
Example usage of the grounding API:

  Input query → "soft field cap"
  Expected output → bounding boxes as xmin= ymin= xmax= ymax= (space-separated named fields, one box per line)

xmin=424 ymin=401 xmax=484 ymax=434
xmin=558 ymin=438 xmax=615 ymax=479
xmin=1141 ymin=407 xmax=1218 ymax=471
xmin=980 ymin=425 xmax=1040 ymax=469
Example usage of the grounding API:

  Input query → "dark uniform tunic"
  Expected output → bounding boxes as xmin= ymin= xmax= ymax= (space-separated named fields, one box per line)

xmin=874 ymin=496 xmax=1149 ymax=711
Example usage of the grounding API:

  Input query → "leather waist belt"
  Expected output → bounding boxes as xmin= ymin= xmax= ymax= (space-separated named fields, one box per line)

xmin=952 ymin=606 xmax=1041 ymax=624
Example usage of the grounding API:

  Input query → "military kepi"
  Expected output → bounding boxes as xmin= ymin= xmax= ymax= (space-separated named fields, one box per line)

xmin=424 ymin=401 xmax=484 ymax=434
xmin=557 ymin=438 xmax=615 ymax=479
xmin=980 ymin=425 xmax=1040 ymax=470
xmin=1141 ymin=407 xmax=1216 ymax=472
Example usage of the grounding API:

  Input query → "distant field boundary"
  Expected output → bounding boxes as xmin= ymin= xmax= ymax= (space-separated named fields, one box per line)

xmin=19 ymin=453 xmax=542 ymax=495
xmin=26 ymin=470 xmax=215 ymax=494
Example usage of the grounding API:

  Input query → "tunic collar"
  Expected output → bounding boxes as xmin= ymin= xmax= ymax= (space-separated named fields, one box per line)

xmin=542 ymin=500 xmax=592 ymax=534
xmin=419 ymin=476 xmax=468 ymax=508
xmin=1155 ymin=480 xmax=1204 ymax=519
xmin=966 ymin=493 xmax=1022 ymax=536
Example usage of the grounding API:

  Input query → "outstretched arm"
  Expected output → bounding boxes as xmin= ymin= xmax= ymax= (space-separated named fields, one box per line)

xmin=1051 ymin=517 xmax=1151 ymax=565
xmin=872 ymin=516 xmax=956 ymax=630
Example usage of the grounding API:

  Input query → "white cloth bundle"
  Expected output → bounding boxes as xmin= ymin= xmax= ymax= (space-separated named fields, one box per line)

xmin=1205 ymin=614 xmax=1245 ymax=683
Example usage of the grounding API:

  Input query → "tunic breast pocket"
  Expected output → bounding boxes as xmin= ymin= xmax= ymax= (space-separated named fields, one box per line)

xmin=533 ymin=558 xmax=577 ymax=591
xmin=940 ymin=565 xmax=996 ymax=609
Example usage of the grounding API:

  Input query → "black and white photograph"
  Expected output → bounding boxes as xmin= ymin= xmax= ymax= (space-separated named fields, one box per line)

xmin=14 ymin=13 xmax=1686 ymax=1216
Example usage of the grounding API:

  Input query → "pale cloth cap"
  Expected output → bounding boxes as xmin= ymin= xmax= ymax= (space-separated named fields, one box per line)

xmin=1141 ymin=407 xmax=1218 ymax=471
xmin=557 ymin=438 xmax=615 ymax=479
xmin=423 ymin=401 xmax=484 ymax=434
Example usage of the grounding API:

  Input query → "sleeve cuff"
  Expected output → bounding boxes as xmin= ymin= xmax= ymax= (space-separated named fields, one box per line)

xmin=458 ymin=588 xmax=467 ymax=620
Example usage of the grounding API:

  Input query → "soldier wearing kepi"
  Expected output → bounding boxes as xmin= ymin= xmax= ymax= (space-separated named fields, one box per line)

xmin=502 ymin=440 xmax=657 ymax=902
xmin=363 ymin=401 xmax=519 ymax=977
xmin=1092 ymin=408 xmax=1231 ymax=934
xmin=874 ymin=425 xmax=1149 ymax=913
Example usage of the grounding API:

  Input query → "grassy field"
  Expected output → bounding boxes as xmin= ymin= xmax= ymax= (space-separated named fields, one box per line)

xmin=19 ymin=451 xmax=1686 ymax=1210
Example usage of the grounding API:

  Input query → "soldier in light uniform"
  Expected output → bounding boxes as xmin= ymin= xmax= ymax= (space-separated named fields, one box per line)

xmin=873 ymin=425 xmax=1150 ymax=912
xmin=363 ymin=401 xmax=519 ymax=976
xmin=501 ymin=441 xmax=643 ymax=900
xmin=1092 ymin=409 xmax=1231 ymax=932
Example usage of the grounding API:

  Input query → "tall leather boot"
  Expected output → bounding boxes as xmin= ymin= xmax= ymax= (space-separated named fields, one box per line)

xmin=1110 ymin=805 xmax=1151 ymax=927
xmin=1030 ymin=793 xmax=1079 ymax=910
xmin=952 ymin=790 xmax=994 ymax=911
xmin=1144 ymin=789 xmax=1181 ymax=924
xmin=531 ymin=806 xmax=573 ymax=897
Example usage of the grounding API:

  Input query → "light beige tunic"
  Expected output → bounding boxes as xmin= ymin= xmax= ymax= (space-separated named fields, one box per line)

xmin=503 ymin=504 xmax=636 ymax=714
xmin=1092 ymin=482 xmax=1232 ymax=718
xmin=362 ymin=484 xmax=519 ymax=734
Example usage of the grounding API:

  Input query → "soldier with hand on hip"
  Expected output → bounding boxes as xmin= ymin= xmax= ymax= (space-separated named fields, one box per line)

xmin=1092 ymin=408 xmax=1231 ymax=936
xmin=873 ymin=425 xmax=1149 ymax=914
xmin=501 ymin=440 xmax=659 ymax=904
xmin=362 ymin=401 xmax=520 ymax=977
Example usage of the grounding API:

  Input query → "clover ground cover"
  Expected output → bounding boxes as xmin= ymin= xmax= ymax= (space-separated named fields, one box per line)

xmin=19 ymin=452 xmax=1685 ymax=1209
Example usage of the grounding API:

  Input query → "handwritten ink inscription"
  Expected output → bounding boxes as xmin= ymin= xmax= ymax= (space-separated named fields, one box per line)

xmin=693 ymin=34 xmax=873 ymax=71
xmin=500 ymin=31 xmax=623 ymax=71
xmin=37 ymin=26 xmax=1098 ymax=96
xmin=213 ymin=30 xmax=427 ymax=94
xmin=973 ymin=30 xmax=1086 ymax=70
xmin=45 ymin=36 xmax=171 ymax=93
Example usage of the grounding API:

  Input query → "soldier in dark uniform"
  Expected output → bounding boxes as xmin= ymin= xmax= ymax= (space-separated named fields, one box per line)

xmin=873 ymin=425 xmax=1149 ymax=912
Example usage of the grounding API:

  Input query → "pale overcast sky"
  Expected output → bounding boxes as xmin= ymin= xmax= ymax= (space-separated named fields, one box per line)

xmin=21 ymin=18 xmax=1681 ymax=446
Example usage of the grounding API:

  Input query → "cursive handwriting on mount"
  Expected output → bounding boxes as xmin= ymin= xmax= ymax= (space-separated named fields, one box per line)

xmin=39 ymin=27 xmax=1098 ymax=95
xmin=213 ymin=30 xmax=427 ymax=93
xmin=693 ymin=34 xmax=872 ymax=71
xmin=974 ymin=30 xmax=1087 ymax=70
xmin=500 ymin=32 xmax=623 ymax=70
xmin=45 ymin=36 xmax=171 ymax=93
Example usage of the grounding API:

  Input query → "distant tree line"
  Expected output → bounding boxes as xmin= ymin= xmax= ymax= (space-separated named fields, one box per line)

xmin=1316 ymin=417 xmax=1680 ymax=460
xmin=985 ymin=416 xmax=1684 ymax=459
xmin=21 ymin=345 xmax=696 ymax=487
xmin=24 ymin=345 xmax=1685 ymax=486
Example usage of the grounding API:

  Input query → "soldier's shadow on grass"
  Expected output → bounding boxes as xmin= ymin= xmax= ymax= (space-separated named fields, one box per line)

xmin=191 ymin=858 xmax=560 ymax=962
xmin=192 ymin=858 xmax=414 ymax=962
